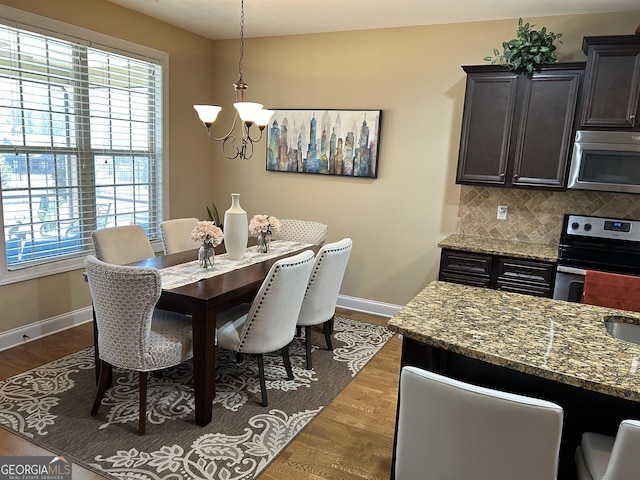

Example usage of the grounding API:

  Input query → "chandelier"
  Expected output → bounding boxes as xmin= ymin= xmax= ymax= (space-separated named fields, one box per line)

xmin=193 ymin=0 xmax=273 ymax=161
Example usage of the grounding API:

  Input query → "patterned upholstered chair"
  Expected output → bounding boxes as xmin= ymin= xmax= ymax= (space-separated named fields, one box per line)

xmin=160 ymin=217 xmax=199 ymax=254
xmin=85 ymin=255 xmax=193 ymax=435
xmin=275 ymin=219 xmax=328 ymax=245
xmin=575 ymin=419 xmax=640 ymax=480
xmin=395 ymin=366 xmax=564 ymax=480
xmin=90 ymin=224 xmax=156 ymax=383
xmin=91 ymin=224 xmax=155 ymax=265
xmin=297 ymin=238 xmax=353 ymax=369
xmin=215 ymin=250 xmax=314 ymax=407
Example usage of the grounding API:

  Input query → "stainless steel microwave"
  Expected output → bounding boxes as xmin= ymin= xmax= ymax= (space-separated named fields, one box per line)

xmin=567 ymin=130 xmax=640 ymax=193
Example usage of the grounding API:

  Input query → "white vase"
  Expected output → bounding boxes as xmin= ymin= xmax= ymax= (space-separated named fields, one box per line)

xmin=223 ymin=193 xmax=248 ymax=260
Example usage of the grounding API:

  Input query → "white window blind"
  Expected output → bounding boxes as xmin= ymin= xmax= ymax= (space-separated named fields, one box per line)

xmin=0 ymin=15 xmax=164 ymax=279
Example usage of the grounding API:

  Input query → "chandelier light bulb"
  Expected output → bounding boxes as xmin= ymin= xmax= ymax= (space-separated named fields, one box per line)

xmin=254 ymin=109 xmax=275 ymax=128
xmin=193 ymin=105 xmax=222 ymax=126
xmin=233 ymin=102 xmax=263 ymax=123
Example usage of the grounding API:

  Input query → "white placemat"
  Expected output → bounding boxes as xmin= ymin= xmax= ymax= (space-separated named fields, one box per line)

xmin=159 ymin=240 xmax=312 ymax=290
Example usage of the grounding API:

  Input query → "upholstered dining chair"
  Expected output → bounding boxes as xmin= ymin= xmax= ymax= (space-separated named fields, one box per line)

xmin=575 ymin=419 xmax=640 ymax=480
xmin=91 ymin=224 xmax=155 ymax=265
xmin=85 ymin=255 xmax=193 ymax=435
xmin=395 ymin=366 xmax=564 ymax=480
xmin=296 ymin=237 xmax=353 ymax=369
xmin=90 ymin=224 xmax=156 ymax=384
xmin=276 ymin=219 xmax=328 ymax=245
xmin=215 ymin=250 xmax=314 ymax=407
xmin=160 ymin=217 xmax=199 ymax=254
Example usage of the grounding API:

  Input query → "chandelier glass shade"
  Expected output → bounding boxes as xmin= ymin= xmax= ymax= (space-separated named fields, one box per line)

xmin=193 ymin=0 xmax=273 ymax=160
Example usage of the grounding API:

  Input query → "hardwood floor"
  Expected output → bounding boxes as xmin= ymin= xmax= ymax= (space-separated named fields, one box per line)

xmin=0 ymin=308 xmax=401 ymax=480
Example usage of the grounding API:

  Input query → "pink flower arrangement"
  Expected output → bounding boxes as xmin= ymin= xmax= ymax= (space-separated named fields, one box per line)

xmin=190 ymin=221 xmax=224 ymax=245
xmin=249 ymin=214 xmax=281 ymax=236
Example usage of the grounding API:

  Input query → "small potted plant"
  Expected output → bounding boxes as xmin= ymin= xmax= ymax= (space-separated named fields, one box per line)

xmin=484 ymin=18 xmax=563 ymax=74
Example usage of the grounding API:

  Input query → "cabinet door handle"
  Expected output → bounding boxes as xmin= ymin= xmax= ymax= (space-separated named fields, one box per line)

xmin=513 ymin=173 xmax=520 ymax=180
xmin=630 ymin=113 xmax=637 ymax=122
xmin=499 ymin=173 xmax=505 ymax=179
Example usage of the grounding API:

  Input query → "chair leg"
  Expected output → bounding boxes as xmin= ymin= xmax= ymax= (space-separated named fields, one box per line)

xmin=256 ymin=354 xmax=268 ymax=407
xmin=281 ymin=345 xmax=294 ymax=380
xmin=323 ymin=317 xmax=334 ymax=350
xmin=296 ymin=325 xmax=302 ymax=337
xmin=138 ymin=371 xmax=148 ymax=435
xmin=91 ymin=360 xmax=112 ymax=416
xmin=304 ymin=326 xmax=313 ymax=370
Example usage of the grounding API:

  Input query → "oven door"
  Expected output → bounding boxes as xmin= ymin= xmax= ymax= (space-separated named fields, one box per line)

xmin=553 ymin=266 xmax=585 ymax=302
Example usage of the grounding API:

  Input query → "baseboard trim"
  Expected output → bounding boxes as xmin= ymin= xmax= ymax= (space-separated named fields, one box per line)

xmin=0 ymin=295 xmax=402 ymax=352
xmin=336 ymin=294 xmax=402 ymax=318
xmin=0 ymin=307 xmax=93 ymax=352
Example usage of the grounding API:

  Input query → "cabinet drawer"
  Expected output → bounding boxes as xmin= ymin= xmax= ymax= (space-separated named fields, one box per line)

xmin=440 ymin=250 xmax=493 ymax=278
xmin=495 ymin=280 xmax=551 ymax=298
xmin=496 ymin=258 xmax=554 ymax=287
xmin=440 ymin=272 xmax=492 ymax=288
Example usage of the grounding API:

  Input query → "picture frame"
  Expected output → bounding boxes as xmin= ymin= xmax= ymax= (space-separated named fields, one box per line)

xmin=266 ymin=109 xmax=381 ymax=178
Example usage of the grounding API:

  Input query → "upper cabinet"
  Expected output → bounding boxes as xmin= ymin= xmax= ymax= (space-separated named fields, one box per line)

xmin=579 ymin=35 xmax=640 ymax=130
xmin=456 ymin=63 xmax=584 ymax=189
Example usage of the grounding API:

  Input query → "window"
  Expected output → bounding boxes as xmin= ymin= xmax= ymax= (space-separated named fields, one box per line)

xmin=0 ymin=7 xmax=166 ymax=285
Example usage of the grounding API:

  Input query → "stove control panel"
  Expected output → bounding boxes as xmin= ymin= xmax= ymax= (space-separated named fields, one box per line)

xmin=565 ymin=214 xmax=640 ymax=242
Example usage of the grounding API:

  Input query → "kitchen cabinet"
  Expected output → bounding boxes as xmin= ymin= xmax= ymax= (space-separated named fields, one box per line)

xmin=579 ymin=35 xmax=640 ymax=130
xmin=439 ymin=249 xmax=555 ymax=297
xmin=456 ymin=63 xmax=584 ymax=189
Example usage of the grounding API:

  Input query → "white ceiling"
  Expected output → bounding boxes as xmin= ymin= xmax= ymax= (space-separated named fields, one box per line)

xmin=107 ymin=0 xmax=639 ymax=40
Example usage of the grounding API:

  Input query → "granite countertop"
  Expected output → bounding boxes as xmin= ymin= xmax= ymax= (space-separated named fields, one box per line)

xmin=387 ymin=281 xmax=640 ymax=402
xmin=438 ymin=233 xmax=558 ymax=262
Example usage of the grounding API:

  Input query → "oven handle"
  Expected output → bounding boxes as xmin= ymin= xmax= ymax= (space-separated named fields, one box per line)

xmin=557 ymin=265 xmax=587 ymax=275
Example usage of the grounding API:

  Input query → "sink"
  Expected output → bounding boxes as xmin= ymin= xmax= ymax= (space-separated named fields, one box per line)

xmin=604 ymin=316 xmax=640 ymax=345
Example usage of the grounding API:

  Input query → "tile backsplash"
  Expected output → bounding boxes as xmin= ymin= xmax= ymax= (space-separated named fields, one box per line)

xmin=458 ymin=186 xmax=640 ymax=245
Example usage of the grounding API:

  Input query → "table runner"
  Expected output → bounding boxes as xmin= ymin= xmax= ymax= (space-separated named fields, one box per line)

xmin=159 ymin=240 xmax=312 ymax=289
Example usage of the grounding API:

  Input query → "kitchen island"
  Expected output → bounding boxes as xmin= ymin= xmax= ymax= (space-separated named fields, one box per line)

xmin=387 ymin=281 xmax=640 ymax=479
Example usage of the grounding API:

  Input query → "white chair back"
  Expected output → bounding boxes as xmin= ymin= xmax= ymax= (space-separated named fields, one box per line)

xmin=91 ymin=224 xmax=154 ymax=265
xmin=576 ymin=419 xmax=640 ymax=480
xmin=234 ymin=250 xmax=314 ymax=354
xmin=297 ymin=238 xmax=352 ymax=327
xmin=276 ymin=219 xmax=328 ymax=245
xmin=395 ymin=366 xmax=564 ymax=480
xmin=160 ymin=217 xmax=199 ymax=254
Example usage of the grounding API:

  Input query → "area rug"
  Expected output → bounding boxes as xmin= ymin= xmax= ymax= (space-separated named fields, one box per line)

xmin=0 ymin=317 xmax=393 ymax=479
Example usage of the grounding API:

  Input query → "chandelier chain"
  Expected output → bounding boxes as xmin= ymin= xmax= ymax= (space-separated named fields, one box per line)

xmin=238 ymin=0 xmax=244 ymax=82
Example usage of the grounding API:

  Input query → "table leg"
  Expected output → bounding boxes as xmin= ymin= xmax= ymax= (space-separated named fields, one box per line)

xmin=192 ymin=307 xmax=216 ymax=426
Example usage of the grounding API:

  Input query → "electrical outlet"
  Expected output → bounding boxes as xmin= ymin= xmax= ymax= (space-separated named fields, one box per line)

xmin=497 ymin=205 xmax=508 ymax=220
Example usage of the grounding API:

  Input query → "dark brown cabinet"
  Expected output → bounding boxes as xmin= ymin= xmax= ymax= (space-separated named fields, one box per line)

xmin=439 ymin=249 xmax=555 ymax=297
xmin=579 ymin=35 xmax=640 ymax=130
xmin=456 ymin=63 xmax=584 ymax=189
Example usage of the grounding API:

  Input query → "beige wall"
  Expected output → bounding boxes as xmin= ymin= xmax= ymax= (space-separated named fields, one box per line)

xmin=0 ymin=0 xmax=639 ymax=335
xmin=205 ymin=11 xmax=640 ymax=306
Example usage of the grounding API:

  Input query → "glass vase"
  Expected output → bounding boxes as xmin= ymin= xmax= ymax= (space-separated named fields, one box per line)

xmin=257 ymin=233 xmax=271 ymax=253
xmin=198 ymin=241 xmax=215 ymax=269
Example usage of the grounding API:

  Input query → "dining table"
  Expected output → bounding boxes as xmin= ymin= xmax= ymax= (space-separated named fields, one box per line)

xmin=91 ymin=239 xmax=319 ymax=427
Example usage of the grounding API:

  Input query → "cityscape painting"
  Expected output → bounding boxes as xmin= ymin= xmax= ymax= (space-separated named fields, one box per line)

xmin=266 ymin=109 xmax=381 ymax=178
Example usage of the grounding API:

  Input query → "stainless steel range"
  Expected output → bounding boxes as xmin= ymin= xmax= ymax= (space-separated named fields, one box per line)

xmin=553 ymin=214 xmax=640 ymax=301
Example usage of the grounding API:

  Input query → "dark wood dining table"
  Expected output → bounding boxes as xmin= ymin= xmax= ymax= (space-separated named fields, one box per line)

xmin=130 ymin=241 xmax=320 ymax=426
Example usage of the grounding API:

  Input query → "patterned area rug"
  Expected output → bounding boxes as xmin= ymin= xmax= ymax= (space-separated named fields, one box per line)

xmin=0 ymin=317 xmax=393 ymax=479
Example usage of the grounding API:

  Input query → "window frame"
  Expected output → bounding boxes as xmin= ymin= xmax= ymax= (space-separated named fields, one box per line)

xmin=0 ymin=5 xmax=169 ymax=286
